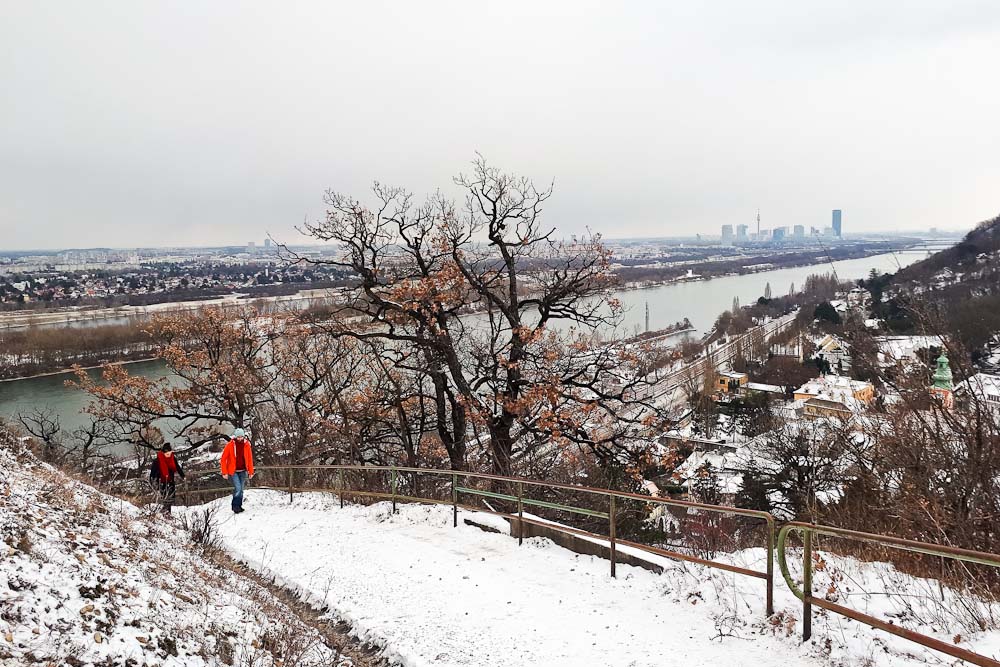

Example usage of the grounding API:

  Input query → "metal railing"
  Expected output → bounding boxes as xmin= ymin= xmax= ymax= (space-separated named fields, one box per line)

xmin=178 ymin=463 xmax=1000 ymax=665
xmin=777 ymin=522 xmax=1000 ymax=667
xmin=179 ymin=463 xmax=776 ymax=616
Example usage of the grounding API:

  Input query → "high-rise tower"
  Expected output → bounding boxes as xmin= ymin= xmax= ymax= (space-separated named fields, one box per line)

xmin=832 ymin=210 xmax=842 ymax=237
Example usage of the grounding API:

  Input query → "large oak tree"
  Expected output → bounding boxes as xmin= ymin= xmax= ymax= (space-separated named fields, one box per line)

xmin=294 ymin=157 xmax=664 ymax=476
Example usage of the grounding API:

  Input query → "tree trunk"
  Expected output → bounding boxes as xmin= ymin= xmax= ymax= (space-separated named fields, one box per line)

xmin=489 ymin=418 xmax=515 ymax=478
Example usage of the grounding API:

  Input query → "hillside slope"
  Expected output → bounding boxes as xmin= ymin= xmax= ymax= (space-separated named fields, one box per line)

xmin=895 ymin=213 xmax=1000 ymax=282
xmin=0 ymin=436 xmax=355 ymax=667
xmin=867 ymin=214 xmax=1000 ymax=352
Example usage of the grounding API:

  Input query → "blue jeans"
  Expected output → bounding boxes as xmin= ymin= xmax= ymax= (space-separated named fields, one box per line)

xmin=230 ymin=471 xmax=248 ymax=512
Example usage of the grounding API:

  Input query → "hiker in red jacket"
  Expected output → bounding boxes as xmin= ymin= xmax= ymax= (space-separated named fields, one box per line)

xmin=220 ymin=428 xmax=254 ymax=514
xmin=149 ymin=444 xmax=185 ymax=515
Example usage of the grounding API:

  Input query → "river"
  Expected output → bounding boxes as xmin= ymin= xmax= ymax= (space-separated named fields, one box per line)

xmin=0 ymin=251 xmax=923 ymax=435
xmin=0 ymin=360 xmax=171 ymax=437
xmin=613 ymin=250 xmax=923 ymax=335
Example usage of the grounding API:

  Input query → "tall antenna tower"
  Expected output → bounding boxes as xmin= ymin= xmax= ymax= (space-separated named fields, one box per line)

xmin=756 ymin=208 xmax=761 ymax=240
xmin=645 ymin=301 xmax=650 ymax=333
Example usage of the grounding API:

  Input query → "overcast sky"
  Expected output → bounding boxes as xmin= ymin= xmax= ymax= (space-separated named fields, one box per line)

xmin=2 ymin=1 xmax=999 ymax=250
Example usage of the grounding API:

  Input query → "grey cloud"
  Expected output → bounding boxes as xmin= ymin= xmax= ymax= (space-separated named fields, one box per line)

xmin=1 ymin=1 xmax=998 ymax=249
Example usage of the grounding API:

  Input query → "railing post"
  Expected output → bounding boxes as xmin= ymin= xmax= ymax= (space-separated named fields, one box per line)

xmin=451 ymin=473 xmax=458 ymax=528
xmin=609 ymin=494 xmax=617 ymax=579
xmin=339 ymin=469 xmax=344 ymax=509
xmin=390 ymin=467 xmax=397 ymax=514
xmin=287 ymin=467 xmax=293 ymax=503
xmin=517 ymin=482 xmax=524 ymax=546
xmin=802 ymin=529 xmax=813 ymax=641
xmin=766 ymin=520 xmax=774 ymax=616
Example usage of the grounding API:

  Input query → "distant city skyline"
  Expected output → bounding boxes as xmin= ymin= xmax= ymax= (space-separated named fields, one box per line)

xmin=0 ymin=223 xmax=963 ymax=257
xmin=3 ymin=2 xmax=998 ymax=249
xmin=0 ymin=209 xmax=978 ymax=253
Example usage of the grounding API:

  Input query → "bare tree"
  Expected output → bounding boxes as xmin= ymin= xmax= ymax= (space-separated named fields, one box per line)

xmin=17 ymin=409 xmax=113 ymax=474
xmin=293 ymin=157 xmax=665 ymax=475
xmin=18 ymin=408 xmax=65 ymax=463
xmin=71 ymin=306 xmax=283 ymax=454
xmin=737 ymin=417 xmax=856 ymax=520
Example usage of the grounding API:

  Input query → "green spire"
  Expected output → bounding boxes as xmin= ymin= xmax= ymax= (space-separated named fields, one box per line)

xmin=931 ymin=353 xmax=953 ymax=390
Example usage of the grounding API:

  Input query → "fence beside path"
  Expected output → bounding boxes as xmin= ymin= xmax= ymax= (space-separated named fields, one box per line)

xmin=174 ymin=463 xmax=1000 ymax=667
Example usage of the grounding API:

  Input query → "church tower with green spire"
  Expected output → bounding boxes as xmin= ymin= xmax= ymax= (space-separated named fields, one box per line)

xmin=930 ymin=352 xmax=954 ymax=408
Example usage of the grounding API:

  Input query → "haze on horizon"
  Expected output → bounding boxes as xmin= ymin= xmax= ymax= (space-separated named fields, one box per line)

xmin=2 ymin=1 xmax=999 ymax=251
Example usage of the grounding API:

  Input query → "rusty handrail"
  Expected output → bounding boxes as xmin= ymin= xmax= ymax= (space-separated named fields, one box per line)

xmin=178 ymin=465 xmax=1000 ymax=663
xmin=777 ymin=522 xmax=1000 ymax=667
xmin=257 ymin=463 xmax=775 ymax=520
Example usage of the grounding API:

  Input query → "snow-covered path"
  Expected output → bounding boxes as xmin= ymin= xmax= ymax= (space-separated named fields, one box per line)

xmin=203 ymin=490 xmax=827 ymax=667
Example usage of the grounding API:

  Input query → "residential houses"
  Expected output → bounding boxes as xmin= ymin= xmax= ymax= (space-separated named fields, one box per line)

xmin=792 ymin=375 xmax=874 ymax=420
xmin=955 ymin=373 xmax=1000 ymax=410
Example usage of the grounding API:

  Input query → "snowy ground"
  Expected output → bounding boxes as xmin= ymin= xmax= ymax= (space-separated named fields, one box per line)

xmin=193 ymin=490 xmax=1000 ymax=667
xmin=0 ymin=442 xmax=354 ymax=667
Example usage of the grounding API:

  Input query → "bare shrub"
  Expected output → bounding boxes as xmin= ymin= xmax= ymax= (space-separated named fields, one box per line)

xmin=179 ymin=506 xmax=221 ymax=553
xmin=237 ymin=623 xmax=343 ymax=667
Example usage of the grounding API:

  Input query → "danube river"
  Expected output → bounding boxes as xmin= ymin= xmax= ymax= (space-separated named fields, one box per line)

xmin=0 ymin=251 xmax=923 ymax=434
xmin=613 ymin=249 xmax=923 ymax=335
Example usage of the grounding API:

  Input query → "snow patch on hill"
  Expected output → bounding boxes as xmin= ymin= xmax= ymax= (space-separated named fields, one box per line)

xmin=0 ymin=441 xmax=353 ymax=667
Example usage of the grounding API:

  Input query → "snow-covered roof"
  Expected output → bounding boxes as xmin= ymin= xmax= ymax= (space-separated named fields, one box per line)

xmin=744 ymin=382 xmax=784 ymax=394
xmin=793 ymin=375 xmax=872 ymax=416
xmin=814 ymin=334 xmax=848 ymax=353
xmin=673 ymin=449 xmax=743 ymax=495
xmin=875 ymin=335 xmax=943 ymax=365
xmin=955 ymin=373 xmax=1000 ymax=405
xmin=796 ymin=375 xmax=871 ymax=398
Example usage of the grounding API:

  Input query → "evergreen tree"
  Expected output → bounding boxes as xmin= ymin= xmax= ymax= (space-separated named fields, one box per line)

xmin=692 ymin=462 xmax=722 ymax=506
xmin=815 ymin=355 xmax=832 ymax=374
xmin=735 ymin=456 xmax=771 ymax=512
xmin=814 ymin=301 xmax=841 ymax=325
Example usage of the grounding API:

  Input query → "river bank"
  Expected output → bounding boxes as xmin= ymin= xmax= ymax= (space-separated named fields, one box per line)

xmin=0 ymin=317 xmax=157 ymax=380
xmin=0 ymin=356 xmax=159 ymax=383
xmin=615 ymin=242 xmax=918 ymax=292
xmin=0 ymin=287 xmax=344 ymax=331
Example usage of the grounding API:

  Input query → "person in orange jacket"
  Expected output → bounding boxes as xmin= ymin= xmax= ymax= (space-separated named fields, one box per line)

xmin=220 ymin=428 xmax=254 ymax=514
